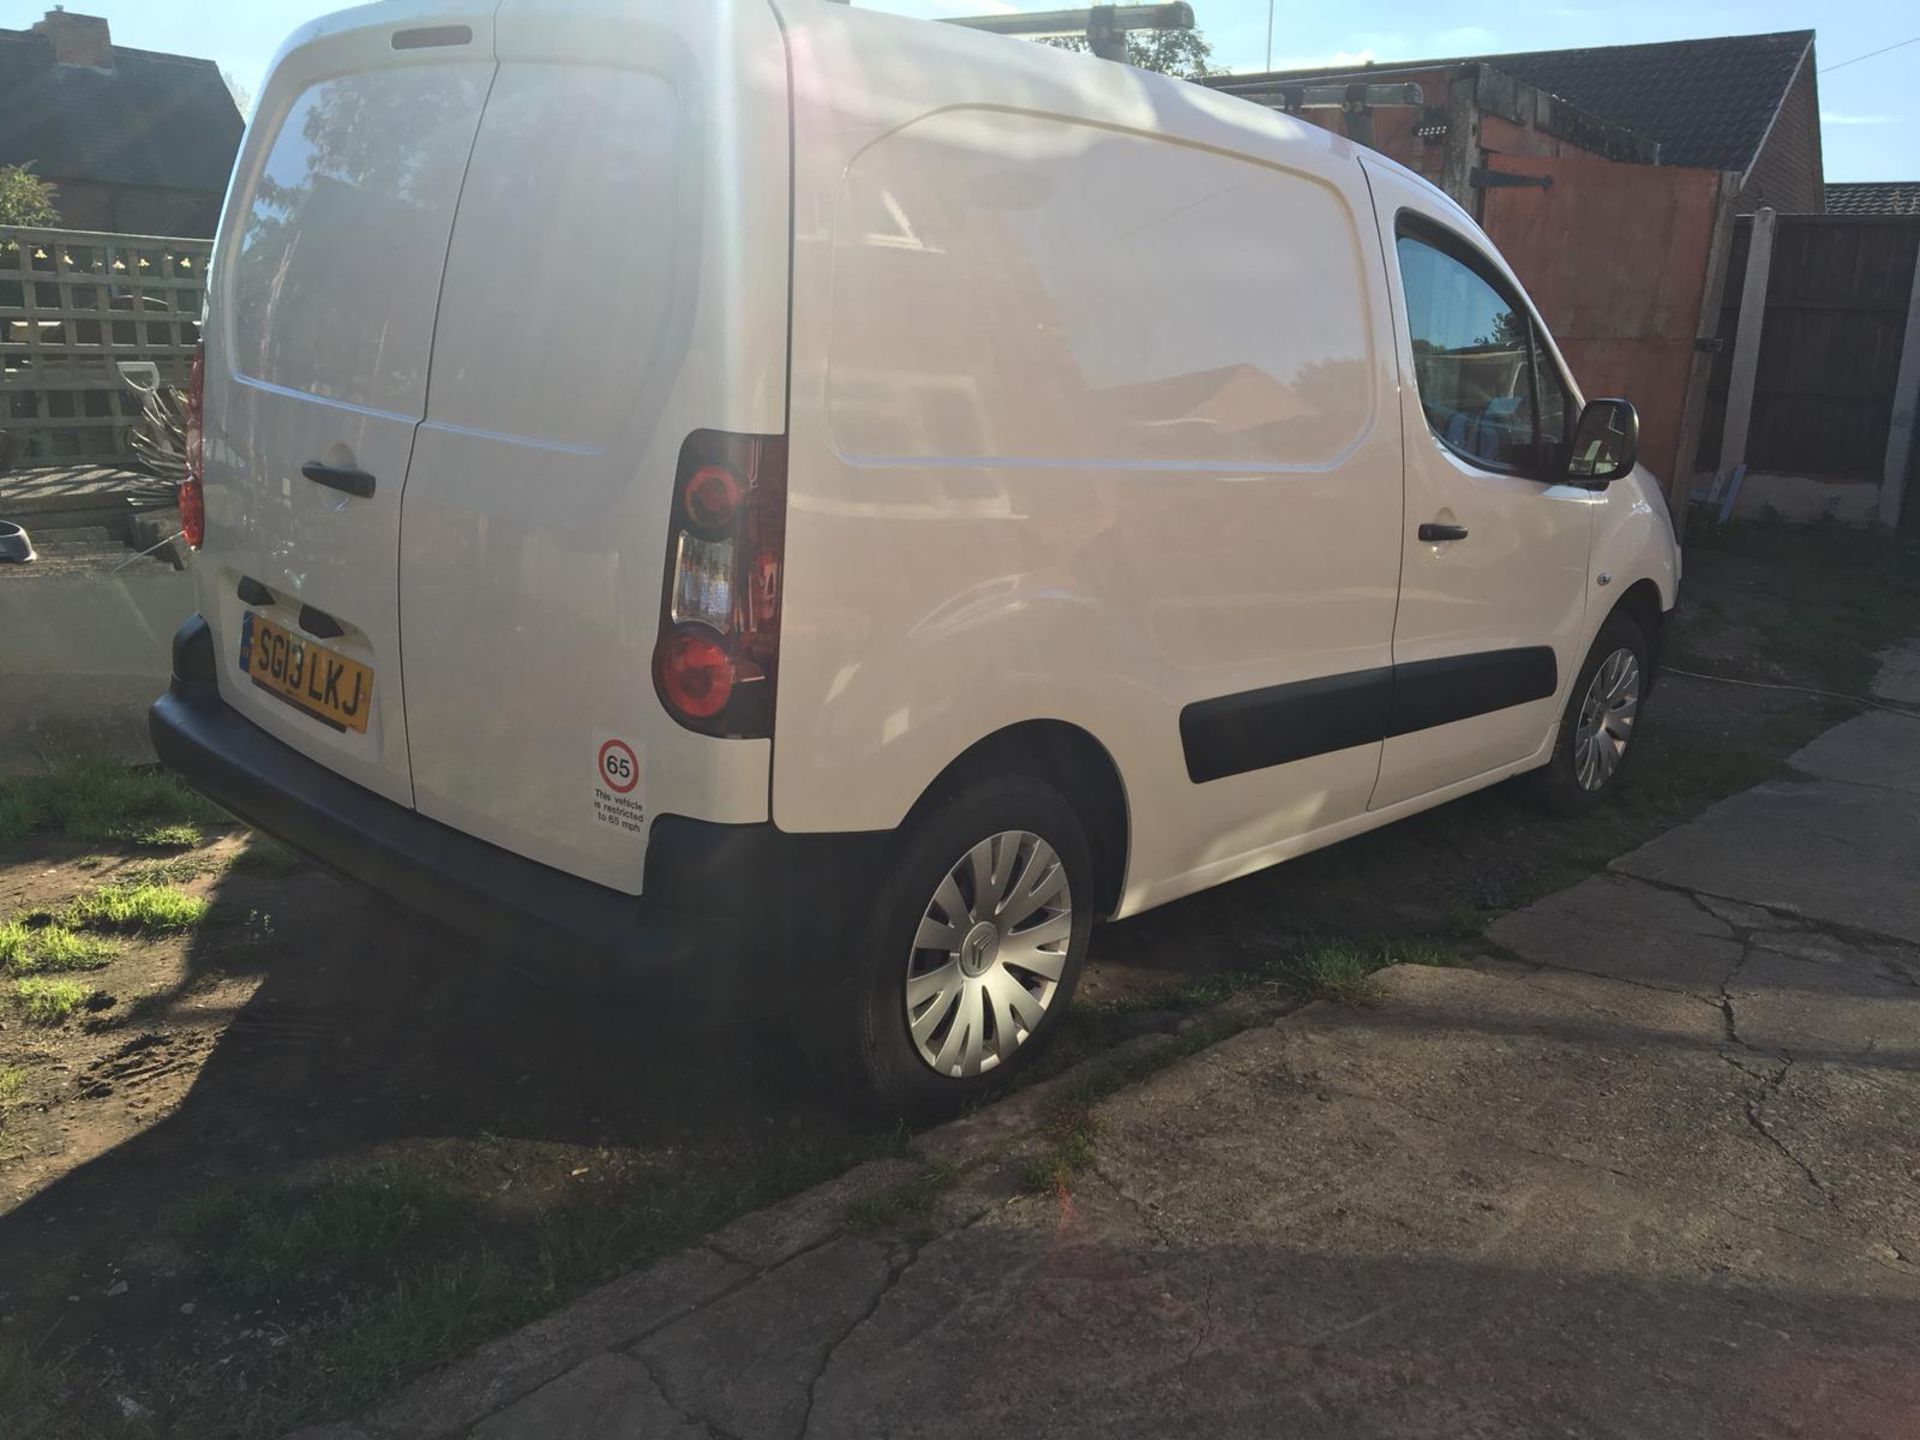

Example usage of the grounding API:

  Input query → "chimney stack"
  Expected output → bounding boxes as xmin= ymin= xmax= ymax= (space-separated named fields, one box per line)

xmin=32 ymin=7 xmax=114 ymax=70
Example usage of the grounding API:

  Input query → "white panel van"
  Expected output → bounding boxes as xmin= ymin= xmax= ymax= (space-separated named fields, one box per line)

xmin=152 ymin=0 xmax=1679 ymax=1112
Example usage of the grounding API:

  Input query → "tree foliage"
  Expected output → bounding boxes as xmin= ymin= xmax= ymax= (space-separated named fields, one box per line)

xmin=0 ymin=164 xmax=59 ymax=228
xmin=1039 ymin=28 xmax=1216 ymax=79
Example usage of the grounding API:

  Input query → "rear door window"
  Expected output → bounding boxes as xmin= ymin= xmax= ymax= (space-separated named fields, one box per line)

xmin=228 ymin=66 xmax=493 ymax=411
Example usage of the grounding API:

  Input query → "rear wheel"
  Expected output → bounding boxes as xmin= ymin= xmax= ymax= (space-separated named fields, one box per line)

xmin=1534 ymin=610 xmax=1649 ymax=815
xmin=807 ymin=777 xmax=1093 ymax=1116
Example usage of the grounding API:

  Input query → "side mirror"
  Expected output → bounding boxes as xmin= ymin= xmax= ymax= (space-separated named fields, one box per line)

xmin=1563 ymin=398 xmax=1639 ymax=484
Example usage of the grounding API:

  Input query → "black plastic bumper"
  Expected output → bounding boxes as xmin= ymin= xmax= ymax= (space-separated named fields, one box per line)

xmin=149 ymin=616 xmax=880 ymax=1019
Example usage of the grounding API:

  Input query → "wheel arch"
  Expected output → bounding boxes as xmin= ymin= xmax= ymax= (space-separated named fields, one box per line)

xmin=910 ymin=720 xmax=1131 ymax=920
xmin=1608 ymin=577 xmax=1669 ymax=689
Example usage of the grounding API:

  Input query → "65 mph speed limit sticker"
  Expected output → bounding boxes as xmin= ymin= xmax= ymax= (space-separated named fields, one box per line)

xmin=591 ymin=734 xmax=646 ymax=834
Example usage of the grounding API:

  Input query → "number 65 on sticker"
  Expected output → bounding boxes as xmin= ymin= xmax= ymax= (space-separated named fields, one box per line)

xmin=591 ymin=733 xmax=647 ymax=836
xmin=595 ymin=736 xmax=641 ymax=795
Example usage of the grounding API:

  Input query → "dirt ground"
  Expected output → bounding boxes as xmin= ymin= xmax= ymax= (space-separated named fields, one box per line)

xmin=0 ymin=518 xmax=1913 ymax=1437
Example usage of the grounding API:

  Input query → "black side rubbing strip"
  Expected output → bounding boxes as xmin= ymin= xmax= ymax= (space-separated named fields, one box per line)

xmin=1179 ymin=647 xmax=1560 ymax=784
xmin=1387 ymin=647 xmax=1557 ymax=737
xmin=1180 ymin=667 xmax=1393 ymax=784
xmin=392 ymin=24 xmax=472 ymax=49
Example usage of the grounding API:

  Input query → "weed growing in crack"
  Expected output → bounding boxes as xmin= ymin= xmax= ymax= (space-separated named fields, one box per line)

xmin=845 ymin=1164 xmax=961 ymax=1236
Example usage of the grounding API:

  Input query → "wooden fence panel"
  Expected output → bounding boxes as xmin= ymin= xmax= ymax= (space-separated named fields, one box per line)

xmin=1696 ymin=214 xmax=1920 ymax=477
xmin=0 ymin=225 xmax=210 ymax=467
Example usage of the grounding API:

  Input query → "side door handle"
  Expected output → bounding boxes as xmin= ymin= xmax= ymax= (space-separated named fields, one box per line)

xmin=300 ymin=461 xmax=377 ymax=499
xmin=1418 ymin=522 xmax=1469 ymax=543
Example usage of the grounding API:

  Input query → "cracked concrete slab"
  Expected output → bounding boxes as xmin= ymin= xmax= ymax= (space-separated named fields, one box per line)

xmin=1613 ymin=779 xmax=1920 ymax=944
xmin=362 ymin=1245 xmax=747 ymax=1439
xmin=1872 ymin=641 xmax=1920 ymax=705
xmin=801 ymin=963 xmax=1920 ymax=1440
xmin=1733 ymin=941 xmax=1920 ymax=1063
xmin=1487 ymin=871 xmax=1742 ymax=996
xmin=325 ymin=702 xmax=1920 ymax=1440
xmin=630 ymin=1237 xmax=896 ymax=1440
xmin=471 ymin=1354 xmax=706 ymax=1439
xmin=1791 ymin=711 xmax=1920 ymax=794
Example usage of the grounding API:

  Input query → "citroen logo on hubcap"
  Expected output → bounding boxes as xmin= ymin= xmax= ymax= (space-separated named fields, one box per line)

xmin=960 ymin=921 xmax=1000 ymax=977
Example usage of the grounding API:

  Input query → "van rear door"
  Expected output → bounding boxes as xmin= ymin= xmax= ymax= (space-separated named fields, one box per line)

xmin=199 ymin=6 xmax=494 ymax=806
xmin=395 ymin=0 xmax=790 ymax=892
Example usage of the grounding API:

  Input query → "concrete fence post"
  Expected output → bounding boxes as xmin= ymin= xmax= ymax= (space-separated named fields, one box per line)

xmin=1878 ymin=241 xmax=1920 ymax=530
xmin=1716 ymin=205 xmax=1777 ymax=480
xmin=1667 ymin=170 xmax=1744 ymax=541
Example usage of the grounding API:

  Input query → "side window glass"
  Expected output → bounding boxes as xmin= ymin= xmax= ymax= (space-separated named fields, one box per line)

xmin=1533 ymin=336 xmax=1573 ymax=473
xmin=1395 ymin=230 xmax=1539 ymax=473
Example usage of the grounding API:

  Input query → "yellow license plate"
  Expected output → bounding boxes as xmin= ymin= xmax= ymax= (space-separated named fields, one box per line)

xmin=239 ymin=611 xmax=374 ymax=734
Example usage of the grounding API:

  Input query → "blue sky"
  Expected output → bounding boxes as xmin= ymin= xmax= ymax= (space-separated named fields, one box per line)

xmin=25 ymin=0 xmax=1916 ymax=180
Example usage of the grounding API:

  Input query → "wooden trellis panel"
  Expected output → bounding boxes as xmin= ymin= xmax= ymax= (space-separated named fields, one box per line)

xmin=0 ymin=225 xmax=211 ymax=466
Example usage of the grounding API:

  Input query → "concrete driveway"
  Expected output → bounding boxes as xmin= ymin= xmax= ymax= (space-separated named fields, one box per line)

xmin=311 ymin=663 xmax=1920 ymax=1440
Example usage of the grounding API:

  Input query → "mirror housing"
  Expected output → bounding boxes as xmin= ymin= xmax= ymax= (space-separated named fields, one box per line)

xmin=1562 ymin=398 xmax=1639 ymax=485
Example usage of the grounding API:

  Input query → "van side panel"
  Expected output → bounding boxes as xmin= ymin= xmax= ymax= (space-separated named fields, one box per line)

xmin=395 ymin=0 xmax=790 ymax=892
xmin=771 ymin=4 xmax=1406 ymax=915
xmin=199 ymin=5 xmax=497 ymax=807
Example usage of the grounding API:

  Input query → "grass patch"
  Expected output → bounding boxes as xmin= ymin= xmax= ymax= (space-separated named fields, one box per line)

xmin=136 ymin=1156 xmax=784 ymax=1437
xmin=174 ymin=1167 xmax=476 ymax=1305
xmin=1020 ymin=1098 xmax=1102 ymax=1195
xmin=0 ymin=918 xmax=120 ymax=975
xmin=13 ymin=977 xmax=90 ymax=1025
xmin=1287 ymin=941 xmax=1390 ymax=1006
xmin=0 ymin=1065 xmax=24 ymax=1105
xmin=1682 ymin=518 xmax=1920 ymax=694
xmin=61 ymin=882 xmax=210 ymax=935
xmin=0 ymin=760 xmax=227 ymax=848
xmin=122 ymin=851 xmax=229 ymax=886
xmin=0 ymin=1338 xmax=63 ymax=1440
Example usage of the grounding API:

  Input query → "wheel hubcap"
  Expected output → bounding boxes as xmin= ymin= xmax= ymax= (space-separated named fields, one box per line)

xmin=904 ymin=830 xmax=1072 ymax=1078
xmin=1574 ymin=647 xmax=1641 ymax=792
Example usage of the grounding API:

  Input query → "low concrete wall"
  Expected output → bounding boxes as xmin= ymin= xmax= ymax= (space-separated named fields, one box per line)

xmin=1728 ymin=470 xmax=1883 ymax=525
xmin=0 ymin=554 xmax=193 ymax=774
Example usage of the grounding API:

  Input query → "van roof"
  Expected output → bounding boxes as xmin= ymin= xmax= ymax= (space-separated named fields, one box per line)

xmin=775 ymin=0 xmax=1473 ymax=231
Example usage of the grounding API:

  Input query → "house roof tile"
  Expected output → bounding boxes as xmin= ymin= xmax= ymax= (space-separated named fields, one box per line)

xmin=1212 ymin=30 xmax=1815 ymax=176
xmin=1824 ymin=182 xmax=1920 ymax=216
xmin=0 ymin=26 xmax=243 ymax=197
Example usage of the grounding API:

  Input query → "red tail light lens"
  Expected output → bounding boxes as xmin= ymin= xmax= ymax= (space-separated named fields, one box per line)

xmin=652 ymin=432 xmax=787 ymax=737
xmin=180 ymin=344 xmax=205 ymax=548
xmin=654 ymin=628 xmax=736 ymax=719
xmin=682 ymin=464 xmax=743 ymax=532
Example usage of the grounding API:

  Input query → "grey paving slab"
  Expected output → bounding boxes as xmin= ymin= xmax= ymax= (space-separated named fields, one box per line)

xmin=705 ymin=1157 xmax=921 ymax=1270
xmin=807 ymin=964 xmax=1920 ymax=1440
xmin=632 ymin=1237 xmax=896 ymax=1440
xmin=1873 ymin=641 xmax=1920 ymax=705
xmin=364 ymin=1245 xmax=746 ymax=1439
xmin=1486 ymin=871 xmax=1742 ymax=996
xmin=1791 ymin=710 xmax=1920 ymax=794
xmin=316 ymin=704 xmax=1920 ymax=1440
xmin=472 ymin=1353 xmax=705 ymax=1440
xmin=1613 ymin=779 xmax=1920 ymax=944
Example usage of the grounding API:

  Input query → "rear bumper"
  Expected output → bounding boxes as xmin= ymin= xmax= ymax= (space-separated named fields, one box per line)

xmin=150 ymin=616 xmax=880 ymax=1019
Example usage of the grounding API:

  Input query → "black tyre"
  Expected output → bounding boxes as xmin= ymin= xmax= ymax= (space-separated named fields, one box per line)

xmin=1534 ymin=609 xmax=1650 ymax=815
xmin=806 ymin=776 xmax=1094 ymax=1117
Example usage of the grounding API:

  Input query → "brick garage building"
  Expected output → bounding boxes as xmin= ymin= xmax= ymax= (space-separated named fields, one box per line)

xmin=0 ymin=8 xmax=243 ymax=238
xmin=1207 ymin=32 xmax=1826 ymax=512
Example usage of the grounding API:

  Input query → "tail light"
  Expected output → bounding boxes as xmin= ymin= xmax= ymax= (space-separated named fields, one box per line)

xmin=652 ymin=431 xmax=787 ymax=737
xmin=179 ymin=343 xmax=205 ymax=548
